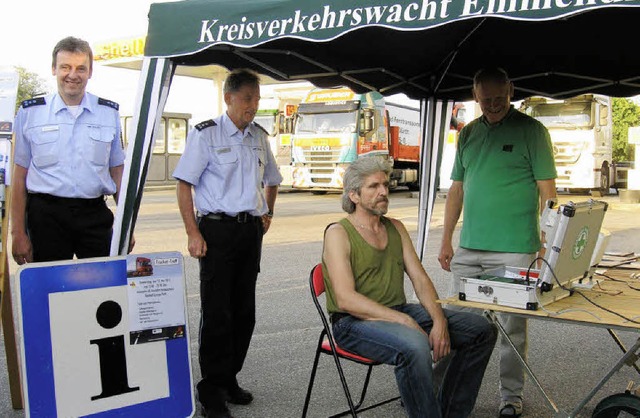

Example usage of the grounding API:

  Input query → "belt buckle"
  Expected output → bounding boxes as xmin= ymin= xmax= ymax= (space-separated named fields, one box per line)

xmin=237 ymin=212 xmax=249 ymax=223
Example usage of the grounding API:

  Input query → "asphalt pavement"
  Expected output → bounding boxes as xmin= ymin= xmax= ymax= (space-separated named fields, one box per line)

xmin=1 ymin=189 xmax=640 ymax=418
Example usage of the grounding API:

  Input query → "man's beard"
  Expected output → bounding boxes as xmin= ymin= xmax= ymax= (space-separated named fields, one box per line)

xmin=365 ymin=198 xmax=389 ymax=216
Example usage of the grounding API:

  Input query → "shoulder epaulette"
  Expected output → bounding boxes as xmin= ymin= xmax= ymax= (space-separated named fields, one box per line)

xmin=98 ymin=97 xmax=119 ymax=110
xmin=195 ymin=119 xmax=217 ymax=131
xmin=21 ymin=97 xmax=46 ymax=108
xmin=253 ymin=122 xmax=269 ymax=136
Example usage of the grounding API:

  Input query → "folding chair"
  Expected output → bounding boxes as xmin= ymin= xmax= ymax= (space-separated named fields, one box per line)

xmin=301 ymin=263 xmax=401 ymax=418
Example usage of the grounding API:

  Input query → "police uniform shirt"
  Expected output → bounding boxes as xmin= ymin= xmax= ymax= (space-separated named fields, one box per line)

xmin=173 ymin=112 xmax=283 ymax=216
xmin=14 ymin=92 xmax=125 ymax=199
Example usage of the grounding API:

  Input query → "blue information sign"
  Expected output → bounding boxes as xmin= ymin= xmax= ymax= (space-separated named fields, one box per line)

xmin=15 ymin=252 xmax=194 ymax=418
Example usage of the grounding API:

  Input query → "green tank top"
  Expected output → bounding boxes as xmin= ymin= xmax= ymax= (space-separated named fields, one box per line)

xmin=323 ymin=216 xmax=406 ymax=314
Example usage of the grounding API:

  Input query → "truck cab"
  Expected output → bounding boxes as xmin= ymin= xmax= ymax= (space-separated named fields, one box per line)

xmin=290 ymin=88 xmax=388 ymax=191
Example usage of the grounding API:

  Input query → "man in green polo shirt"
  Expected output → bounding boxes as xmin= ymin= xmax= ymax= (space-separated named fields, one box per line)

xmin=438 ymin=67 xmax=557 ymax=418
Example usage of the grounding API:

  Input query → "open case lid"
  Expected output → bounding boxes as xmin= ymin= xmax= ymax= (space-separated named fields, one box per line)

xmin=540 ymin=200 xmax=608 ymax=287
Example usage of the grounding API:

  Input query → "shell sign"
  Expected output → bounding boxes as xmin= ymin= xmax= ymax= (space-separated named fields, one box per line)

xmin=94 ymin=37 xmax=146 ymax=62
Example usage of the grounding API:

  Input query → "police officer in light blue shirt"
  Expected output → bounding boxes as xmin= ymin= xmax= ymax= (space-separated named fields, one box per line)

xmin=174 ymin=68 xmax=281 ymax=418
xmin=174 ymin=111 xmax=281 ymax=218
xmin=11 ymin=36 xmax=126 ymax=265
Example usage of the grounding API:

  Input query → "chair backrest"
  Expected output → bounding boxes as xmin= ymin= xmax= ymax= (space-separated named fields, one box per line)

xmin=309 ymin=263 xmax=333 ymax=336
xmin=310 ymin=263 xmax=325 ymax=298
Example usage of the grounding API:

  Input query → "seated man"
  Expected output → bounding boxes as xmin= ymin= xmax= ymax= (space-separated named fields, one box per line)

xmin=322 ymin=156 xmax=497 ymax=418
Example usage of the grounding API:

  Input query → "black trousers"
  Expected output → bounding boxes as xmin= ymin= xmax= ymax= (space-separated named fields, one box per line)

xmin=26 ymin=193 xmax=113 ymax=262
xmin=196 ymin=216 xmax=263 ymax=402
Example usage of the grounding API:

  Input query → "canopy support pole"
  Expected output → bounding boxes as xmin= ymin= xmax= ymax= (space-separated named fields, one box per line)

xmin=111 ymin=57 xmax=175 ymax=256
xmin=417 ymin=98 xmax=453 ymax=262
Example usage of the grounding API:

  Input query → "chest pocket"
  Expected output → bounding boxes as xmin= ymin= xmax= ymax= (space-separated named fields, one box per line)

xmin=498 ymin=142 xmax=529 ymax=170
xmin=211 ymin=146 xmax=240 ymax=184
xmin=211 ymin=147 xmax=239 ymax=165
xmin=30 ymin=126 xmax=60 ymax=168
xmin=89 ymin=126 xmax=115 ymax=166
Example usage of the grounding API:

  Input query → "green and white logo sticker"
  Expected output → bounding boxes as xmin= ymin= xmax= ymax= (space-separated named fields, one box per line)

xmin=572 ymin=227 xmax=589 ymax=259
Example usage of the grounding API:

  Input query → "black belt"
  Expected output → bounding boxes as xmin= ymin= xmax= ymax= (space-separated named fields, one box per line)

xmin=330 ymin=312 xmax=351 ymax=324
xmin=29 ymin=193 xmax=105 ymax=205
xmin=199 ymin=212 xmax=261 ymax=223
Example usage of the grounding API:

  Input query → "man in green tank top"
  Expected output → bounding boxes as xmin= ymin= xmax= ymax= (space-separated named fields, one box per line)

xmin=323 ymin=156 xmax=497 ymax=418
xmin=438 ymin=68 xmax=557 ymax=418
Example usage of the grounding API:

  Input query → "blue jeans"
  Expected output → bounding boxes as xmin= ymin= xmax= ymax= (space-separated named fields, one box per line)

xmin=332 ymin=304 xmax=497 ymax=418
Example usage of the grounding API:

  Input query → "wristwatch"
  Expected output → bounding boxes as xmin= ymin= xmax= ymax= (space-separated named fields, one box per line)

xmin=266 ymin=210 xmax=274 ymax=218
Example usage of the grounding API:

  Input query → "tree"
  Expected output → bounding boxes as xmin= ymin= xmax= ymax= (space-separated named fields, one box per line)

xmin=612 ymin=97 xmax=640 ymax=162
xmin=15 ymin=66 xmax=51 ymax=113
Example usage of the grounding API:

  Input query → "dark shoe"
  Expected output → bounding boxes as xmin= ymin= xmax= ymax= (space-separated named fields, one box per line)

xmin=201 ymin=402 xmax=234 ymax=418
xmin=199 ymin=389 xmax=234 ymax=418
xmin=224 ymin=385 xmax=253 ymax=405
xmin=499 ymin=402 xmax=523 ymax=418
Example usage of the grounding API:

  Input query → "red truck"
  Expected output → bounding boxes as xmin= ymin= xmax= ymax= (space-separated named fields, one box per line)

xmin=127 ymin=257 xmax=153 ymax=277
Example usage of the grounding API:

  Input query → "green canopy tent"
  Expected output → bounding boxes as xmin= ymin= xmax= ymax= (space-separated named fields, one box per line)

xmin=112 ymin=0 xmax=640 ymax=266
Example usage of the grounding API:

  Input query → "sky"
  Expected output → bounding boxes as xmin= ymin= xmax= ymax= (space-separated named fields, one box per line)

xmin=3 ymin=1 xmax=153 ymax=76
xmin=1 ymin=0 xmax=220 ymax=121
xmin=1 ymin=0 xmax=416 ymax=121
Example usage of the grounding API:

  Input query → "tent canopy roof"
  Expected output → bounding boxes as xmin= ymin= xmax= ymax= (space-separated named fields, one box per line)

xmin=146 ymin=0 xmax=640 ymax=101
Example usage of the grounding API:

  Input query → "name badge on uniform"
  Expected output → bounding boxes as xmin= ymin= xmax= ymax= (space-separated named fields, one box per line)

xmin=42 ymin=125 xmax=59 ymax=132
xmin=217 ymin=147 xmax=231 ymax=154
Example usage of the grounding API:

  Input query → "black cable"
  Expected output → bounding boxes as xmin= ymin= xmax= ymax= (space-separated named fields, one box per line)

xmin=524 ymin=257 xmax=540 ymax=286
xmin=532 ymin=257 xmax=640 ymax=324
xmin=572 ymin=290 xmax=640 ymax=324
